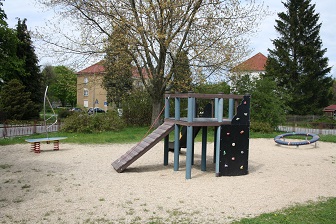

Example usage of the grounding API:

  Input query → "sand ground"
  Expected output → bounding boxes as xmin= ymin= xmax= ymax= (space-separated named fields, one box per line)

xmin=0 ymin=139 xmax=335 ymax=223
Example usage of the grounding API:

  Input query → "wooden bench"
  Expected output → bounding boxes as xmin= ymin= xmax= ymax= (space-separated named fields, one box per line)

xmin=25 ymin=137 xmax=67 ymax=153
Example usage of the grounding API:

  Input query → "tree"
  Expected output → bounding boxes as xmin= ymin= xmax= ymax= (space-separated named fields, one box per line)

xmin=0 ymin=1 xmax=23 ymax=87
xmin=38 ymin=0 xmax=268 ymax=126
xmin=170 ymin=50 xmax=193 ymax=93
xmin=51 ymin=66 xmax=77 ymax=107
xmin=332 ymin=79 xmax=336 ymax=104
xmin=41 ymin=65 xmax=57 ymax=102
xmin=234 ymin=74 xmax=288 ymax=129
xmin=15 ymin=18 xmax=43 ymax=112
xmin=0 ymin=79 xmax=36 ymax=120
xmin=265 ymin=0 xmax=333 ymax=115
xmin=103 ymin=25 xmax=133 ymax=108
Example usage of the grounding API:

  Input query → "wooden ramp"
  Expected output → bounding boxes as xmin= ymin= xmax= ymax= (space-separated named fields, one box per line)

xmin=112 ymin=121 xmax=175 ymax=173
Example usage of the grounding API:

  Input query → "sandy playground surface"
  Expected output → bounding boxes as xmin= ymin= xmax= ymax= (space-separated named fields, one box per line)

xmin=0 ymin=138 xmax=335 ymax=223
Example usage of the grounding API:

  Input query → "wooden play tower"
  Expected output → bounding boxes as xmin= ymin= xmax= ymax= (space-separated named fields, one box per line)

xmin=163 ymin=92 xmax=250 ymax=179
xmin=112 ymin=92 xmax=250 ymax=179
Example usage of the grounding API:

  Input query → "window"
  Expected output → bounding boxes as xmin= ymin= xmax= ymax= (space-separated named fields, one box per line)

xmin=84 ymin=100 xmax=88 ymax=108
xmin=84 ymin=77 xmax=88 ymax=84
xmin=84 ymin=89 xmax=89 ymax=96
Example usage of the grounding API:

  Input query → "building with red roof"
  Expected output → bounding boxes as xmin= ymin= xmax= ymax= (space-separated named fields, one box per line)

xmin=229 ymin=52 xmax=268 ymax=91
xmin=76 ymin=61 xmax=148 ymax=109
xmin=323 ymin=104 xmax=336 ymax=118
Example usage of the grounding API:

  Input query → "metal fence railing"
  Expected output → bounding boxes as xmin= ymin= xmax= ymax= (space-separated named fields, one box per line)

xmin=0 ymin=122 xmax=61 ymax=138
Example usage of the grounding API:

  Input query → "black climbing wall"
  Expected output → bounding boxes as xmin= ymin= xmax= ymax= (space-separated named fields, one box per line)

xmin=219 ymin=95 xmax=250 ymax=176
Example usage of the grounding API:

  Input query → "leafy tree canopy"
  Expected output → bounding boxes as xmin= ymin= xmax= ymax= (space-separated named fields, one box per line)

xmin=234 ymin=74 xmax=289 ymax=128
xmin=37 ymin=0 xmax=269 ymax=125
xmin=50 ymin=66 xmax=77 ymax=107
xmin=0 ymin=1 xmax=23 ymax=84
xmin=265 ymin=0 xmax=333 ymax=115
xmin=0 ymin=79 xmax=37 ymax=120
xmin=103 ymin=24 xmax=133 ymax=107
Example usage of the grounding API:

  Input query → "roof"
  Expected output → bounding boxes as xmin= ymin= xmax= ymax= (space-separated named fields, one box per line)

xmin=77 ymin=61 xmax=149 ymax=79
xmin=323 ymin=105 xmax=336 ymax=112
xmin=77 ymin=61 xmax=105 ymax=74
xmin=232 ymin=52 xmax=267 ymax=72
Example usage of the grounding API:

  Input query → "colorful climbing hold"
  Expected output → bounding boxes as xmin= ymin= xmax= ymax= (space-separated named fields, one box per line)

xmin=232 ymin=143 xmax=236 ymax=146
xmin=240 ymin=130 xmax=244 ymax=134
xmin=232 ymin=157 xmax=235 ymax=161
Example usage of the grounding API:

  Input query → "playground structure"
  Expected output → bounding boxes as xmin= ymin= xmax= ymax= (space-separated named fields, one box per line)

xmin=25 ymin=86 xmax=67 ymax=153
xmin=274 ymin=132 xmax=319 ymax=147
xmin=112 ymin=92 xmax=250 ymax=179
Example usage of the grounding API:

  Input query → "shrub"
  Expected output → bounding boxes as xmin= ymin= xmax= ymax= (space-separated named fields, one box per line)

xmin=250 ymin=121 xmax=274 ymax=133
xmin=61 ymin=111 xmax=124 ymax=133
xmin=121 ymin=89 xmax=152 ymax=126
xmin=57 ymin=109 xmax=72 ymax=119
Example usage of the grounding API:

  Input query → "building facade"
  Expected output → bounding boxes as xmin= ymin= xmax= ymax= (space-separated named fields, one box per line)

xmin=76 ymin=61 xmax=148 ymax=110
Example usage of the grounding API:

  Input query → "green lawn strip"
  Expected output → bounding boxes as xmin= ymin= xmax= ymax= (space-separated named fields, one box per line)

xmin=1 ymin=128 xmax=335 ymax=145
xmin=232 ymin=197 xmax=336 ymax=224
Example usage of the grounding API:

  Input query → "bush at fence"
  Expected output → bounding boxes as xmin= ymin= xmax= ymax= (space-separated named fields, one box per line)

xmin=250 ymin=121 xmax=273 ymax=133
xmin=61 ymin=111 xmax=124 ymax=133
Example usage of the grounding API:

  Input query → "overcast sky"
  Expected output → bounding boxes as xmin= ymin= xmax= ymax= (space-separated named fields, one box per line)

xmin=2 ymin=0 xmax=335 ymax=78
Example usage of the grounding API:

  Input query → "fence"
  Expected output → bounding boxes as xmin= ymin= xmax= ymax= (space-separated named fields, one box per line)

xmin=0 ymin=121 xmax=61 ymax=138
xmin=278 ymin=115 xmax=336 ymax=135
xmin=277 ymin=125 xmax=336 ymax=135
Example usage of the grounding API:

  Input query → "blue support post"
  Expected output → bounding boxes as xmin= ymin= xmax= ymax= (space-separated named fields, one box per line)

xmin=213 ymin=98 xmax=219 ymax=162
xmin=229 ymin=97 xmax=234 ymax=119
xmin=186 ymin=94 xmax=194 ymax=179
xmin=201 ymin=126 xmax=207 ymax=171
xmin=174 ymin=97 xmax=180 ymax=171
xmin=215 ymin=98 xmax=223 ymax=176
xmin=164 ymin=95 xmax=170 ymax=166
xmin=192 ymin=97 xmax=196 ymax=165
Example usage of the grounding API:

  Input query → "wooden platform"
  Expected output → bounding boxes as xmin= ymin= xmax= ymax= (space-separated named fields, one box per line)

xmin=25 ymin=137 xmax=67 ymax=153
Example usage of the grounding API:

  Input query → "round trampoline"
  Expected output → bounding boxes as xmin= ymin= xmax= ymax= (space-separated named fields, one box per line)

xmin=274 ymin=132 xmax=319 ymax=146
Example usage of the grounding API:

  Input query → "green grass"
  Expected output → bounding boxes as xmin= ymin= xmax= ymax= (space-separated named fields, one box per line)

xmin=1 ymin=126 xmax=336 ymax=145
xmin=232 ymin=197 xmax=336 ymax=224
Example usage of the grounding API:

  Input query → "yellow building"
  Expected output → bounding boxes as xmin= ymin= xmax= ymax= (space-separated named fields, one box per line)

xmin=77 ymin=61 xmax=148 ymax=110
xmin=77 ymin=61 xmax=107 ymax=110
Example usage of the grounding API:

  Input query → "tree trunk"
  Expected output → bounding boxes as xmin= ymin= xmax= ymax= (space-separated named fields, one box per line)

xmin=151 ymin=99 xmax=163 ymax=128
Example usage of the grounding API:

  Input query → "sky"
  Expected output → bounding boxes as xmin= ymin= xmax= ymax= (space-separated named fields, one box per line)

xmin=2 ymin=0 xmax=336 ymax=78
